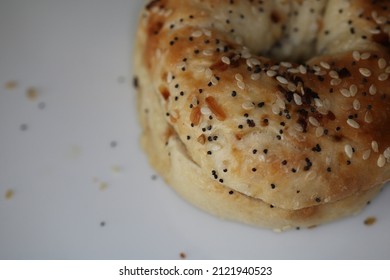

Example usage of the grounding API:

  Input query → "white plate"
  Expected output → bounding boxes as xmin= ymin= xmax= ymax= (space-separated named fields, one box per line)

xmin=0 ymin=0 xmax=389 ymax=260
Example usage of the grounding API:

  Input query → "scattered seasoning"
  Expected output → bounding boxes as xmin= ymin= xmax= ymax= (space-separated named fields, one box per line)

xmin=111 ymin=165 xmax=122 ymax=173
xmin=117 ymin=76 xmax=126 ymax=84
xmin=4 ymin=80 xmax=18 ymax=90
xmin=38 ymin=102 xmax=46 ymax=110
xmin=99 ymin=182 xmax=108 ymax=191
xmin=20 ymin=124 xmax=28 ymax=131
xmin=364 ymin=216 xmax=377 ymax=226
xmin=110 ymin=141 xmax=118 ymax=148
xmin=5 ymin=189 xmax=14 ymax=200
xmin=26 ymin=87 xmax=38 ymax=101
xmin=179 ymin=252 xmax=187 ymax=259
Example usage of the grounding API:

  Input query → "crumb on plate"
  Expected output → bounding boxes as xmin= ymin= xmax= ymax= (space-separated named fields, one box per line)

xmin=111 ymin=165 xmax=122 ymax=173
xmin=364 ymin=216 xmax=377 ymax=226
xmin=26 ymin=87 xmax=38 ymax=101
xmin=99 ymin=182 xmax=108 ymax=191
xmin=4 ymin=80 xmax=17 ymax=90
xmin=179 ymin=252 xmax=187 ymax=259
xmin=5 ymin=189 xmax=14 ymax=200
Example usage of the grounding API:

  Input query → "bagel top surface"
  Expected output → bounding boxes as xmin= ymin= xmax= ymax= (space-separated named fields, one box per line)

xmin=137 ymin=0 xmax=390 ymax=210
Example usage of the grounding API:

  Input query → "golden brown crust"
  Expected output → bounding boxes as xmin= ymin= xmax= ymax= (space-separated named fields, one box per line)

xmin=134 ymin=0 xmax=390 ymax=230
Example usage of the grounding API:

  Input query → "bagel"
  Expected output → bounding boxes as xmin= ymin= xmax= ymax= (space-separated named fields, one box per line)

xmin=134 ymin=0 xmax=390 ymax=231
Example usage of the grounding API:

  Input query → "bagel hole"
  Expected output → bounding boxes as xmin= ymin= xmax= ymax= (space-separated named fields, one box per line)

xmin=259 ymin=41 xmax=317 ymax=65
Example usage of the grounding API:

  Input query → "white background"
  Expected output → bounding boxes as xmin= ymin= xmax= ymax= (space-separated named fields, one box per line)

xmin=0 ymin=0 xmax=389 ymax=260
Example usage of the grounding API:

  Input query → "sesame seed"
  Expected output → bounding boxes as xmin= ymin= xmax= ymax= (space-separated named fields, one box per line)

xmin=349 ymin=84 xmax=357 ymax=96
xmin=374 ymin=15 xmax=387 ymax=25
xmin=347 ymin=118 xmax=360 ymax=129
xmin=377 ymin=154 xmax=386 ymax=168
xmin=369 ymin=28 xmax=381 ymax=34
xmin=271 ymin=103 xmax=280 ymax=115
xmin=315 ymin=127 xmax=324 ymax=137
xmin=360 ymin=52 xmax=371 ymax=60
xmin=298 ymin=65 xmax=307 ymax=74
xmin=195 ymin=65 xmax=205 ymax=73
xmin=352 ymin=51 xmax=361 ymax=61
xmin=235 ymin=73 xmax=243 ymax=82
xmin=330 ymin=78 xmax=341 ymax=86
xmin=170 ymin=110 xmax=179 ymax=119
xmin=221 ymin=56 xmax=231 ymax=65
xmin=276 ymin=76 xmax=288 ymax=85
xmin=287 ymin=83 xmax=297 ymax=92
xmin=293 ymin=93 xmax=302 ymax=105
xmin=200 ymin=106 xmax=212 ymax=115
xmin=329 ymin=70 xmax=339 ymax=79
xmin=340 ymin=88 xmax=351 ymax=98
xmin=378 ymin=73 xmax=389 ymax=81
xmin=320 ymin=61 xmax=330 ymax=69
xmin=372 ymin=141 xmax=379 ymax=153
xmin=251 ymin=73 xmax=261 ymax=80
xmin=345 ymin=144 xmax=353 ymax=158
xmin=314 ymin=98 xmax=323 ymax=108
xmin=365 ymin=111 xmax=373 ymax=123
xmin=176 ymin=61 xmax=186 ymax=69
xmin=384 ymin=147 xmax=390 ymax=159
xmin=309 ymin=116 xmax=320 ymax=127
xmin=210 ymin=143 xmax=222 ymax=151
xmin=378 ymin=58 xmax=387 ymax=69
xmin=248 ymin=57 xmax=261 ymax=66
xmin=276 ymin=98 xmax=286 ymax=110
xmin=237 ymin=80 xmax=245 ymax=90
xmin=167 ymin=72 xmax=174 ymax=84
xmin=353 ymin=99 xmax=361 ymax=110
xmin=210 ymin=76 xmax=219 ymax=85
xmin=369 ymin=84 xmax=377 ymax=95
xmin=294 ymin=123 xmax=304 ymax=132
xmin=280 ymin=61 xmax=291 ymax=68
xmin=313 ymin=65 xmax=321 ymax=72
xmin=205 ymin=68 xmax=213 ymax=79
xmin=191 ymin=30 xmax=203 ymax=37
xmin=359 ymin=68 xmax=371 ymax=77
xmin=305 ymin=171 xmax=317 ymax=181
xmin=266 ymin=70 xmax=277 ymax=77
xmin=242 ymin=101 xmax=255 ymax=110
xmin=363 ymin=149 xmax=371 ymax=160
xmin=203 ymin=49 xmax=214 ymax=56
xmin=241 ymin=48 xmax=251 ymax=59
xmin=203 ymin=29 xmax=212 ymax=37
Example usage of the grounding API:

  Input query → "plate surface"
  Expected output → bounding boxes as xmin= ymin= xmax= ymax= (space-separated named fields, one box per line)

xmin=0 ymin=0 xmax=389 ymax=260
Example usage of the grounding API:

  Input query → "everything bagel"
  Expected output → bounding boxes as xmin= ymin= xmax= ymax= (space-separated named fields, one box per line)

xmin=134 ymin=0 xmax=390 ymax=231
